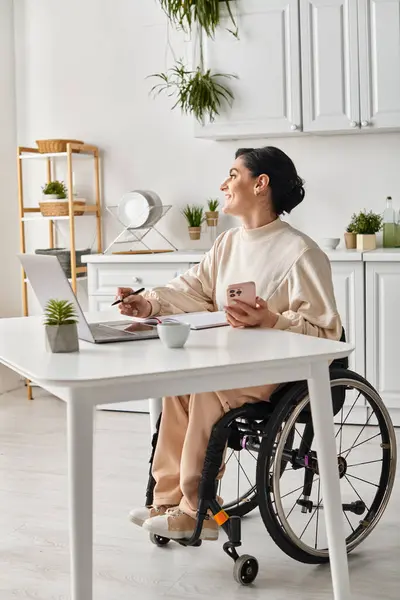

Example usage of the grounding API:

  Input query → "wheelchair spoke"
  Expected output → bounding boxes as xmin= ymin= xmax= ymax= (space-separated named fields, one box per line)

xmin=339 ymin=406 xmax=344 ymax=455
xmin=346 ymin=473 xmax=379 ymax=488
xmin=299 ymin=496 xmax=323 ymax=540
xmin=315 ymin=479 xmax=321 ymax=549
xmin=234 ymin=453 xmax=254 ymax=489
xmin=295 ymin=426 xmax=311 ymax=451
xmin=341 ymin=432 xmax=381 ymax=456
xmin=347 ymin=458 xmax=383 ymax=468
xmin=343 ymin=507 xmax=355 ymax=533
xmin=345 ymin=475 xmax=371 ymax=513
xmin=286 ymin=489 xmax=306 ymax=520
xmin=343 ymin=410 xmax=375 ymax=460
xmin=225 ymin=449 xmax=235 ymax=466
xmin=281 ymin=483 xmax=306 ymax=500
xmin=335 ymin=391 xmax=362 ymax=441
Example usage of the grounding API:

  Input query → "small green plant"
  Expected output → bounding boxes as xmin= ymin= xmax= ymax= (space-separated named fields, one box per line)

xmin=346 ymin=215 xmax=357 ymax=233
xmin=42 ymin=180 xmax=68 ymax=199
xmin=44 ymin=299 xmax=78 ymax=326
xmin=149 ymin=61 xmax=236 ymax=123
xmin=182 ymin=204 xmax=205 ymax=227
xmin=350 ymin=210 xmax=383 ymax=235
xmin=207 ymin=198 xmax=220 ymax=212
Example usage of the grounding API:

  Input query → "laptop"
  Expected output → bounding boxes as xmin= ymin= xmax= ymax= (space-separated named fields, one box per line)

xmin=18 ymin=254 xmax=159 ymax=343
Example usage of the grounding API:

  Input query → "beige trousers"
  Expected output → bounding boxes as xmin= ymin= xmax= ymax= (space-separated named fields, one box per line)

xmin=152 ymin=385 xmax=277 ymax=518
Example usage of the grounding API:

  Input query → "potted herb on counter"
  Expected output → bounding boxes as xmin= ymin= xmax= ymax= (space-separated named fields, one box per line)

xmin=344 ymin=217 xmax=357 ymax=249
xmin=206 ymin=198 xmax=220 ymax=227
xmin=351 ymin=210 xmax=383 ymax=251
xmin=182 ymin=204 xmax=205 ymax=240
xmin=44 ymin=299 xmax=79 ymax=353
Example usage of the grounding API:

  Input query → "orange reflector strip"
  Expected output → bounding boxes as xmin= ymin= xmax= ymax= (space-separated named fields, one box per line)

xmin=213 ymin=510 xmax=229 ymax=526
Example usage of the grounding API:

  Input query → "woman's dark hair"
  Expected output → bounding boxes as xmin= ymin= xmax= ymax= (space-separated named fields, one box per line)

xmin=235 ymin=146 xmax=305 ymax=215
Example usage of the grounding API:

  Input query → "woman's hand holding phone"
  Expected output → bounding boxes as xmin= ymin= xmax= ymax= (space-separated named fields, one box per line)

xmin=225 ymin=282 xmax=278 ymax=329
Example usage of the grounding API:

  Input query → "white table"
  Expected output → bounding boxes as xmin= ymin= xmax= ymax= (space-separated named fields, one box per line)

xmin=0 ymin=314 xmax=353 ymax=600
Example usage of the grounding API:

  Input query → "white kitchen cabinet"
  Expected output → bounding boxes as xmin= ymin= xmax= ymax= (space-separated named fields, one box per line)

xmin=194 ymin=0 xmax=302 ymax=139
xmin=331 ymin=261 xmax=367 ymax=423
xmin=331 ymin=262 xmax=365 ymax=376
xmin=300 ymin=0 xmax=360 ymax=132
xmin=366 ymin=261 xmax=400 ymax=425
xmin=301 ymin=0 xmax=400 ymax=133
xmin=358 ymin=0 xmax=400 ymax=130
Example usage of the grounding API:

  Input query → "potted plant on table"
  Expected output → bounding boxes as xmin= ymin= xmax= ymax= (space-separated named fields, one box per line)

xmin=351 ymin=210 xmax=383 ymax=251
xmin=44 ymin=299 xmax=79 ymax=353
xmin=206 ymin=198 xmax=220 ymax=227
xmin=182 ymin=204 xmax=205 ymax=240
xmin=344 ymin=217 xmax=357 ymax=249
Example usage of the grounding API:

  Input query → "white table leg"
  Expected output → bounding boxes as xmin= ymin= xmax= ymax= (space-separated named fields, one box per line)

xmin=149 ymin=397 xmax=162 ymax=434
xmin=67 ymin=399 xmax=94 ymax=600
xmin=308 ymin=362 xmax=351 ymax=600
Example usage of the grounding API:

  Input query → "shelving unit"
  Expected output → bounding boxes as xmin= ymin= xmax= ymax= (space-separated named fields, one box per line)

xmin=17 ymin=142 xmax=103 ymax=399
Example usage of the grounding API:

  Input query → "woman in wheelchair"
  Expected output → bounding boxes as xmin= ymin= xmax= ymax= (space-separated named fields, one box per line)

xmin=116 ymin=147 xmax=395 ymax=581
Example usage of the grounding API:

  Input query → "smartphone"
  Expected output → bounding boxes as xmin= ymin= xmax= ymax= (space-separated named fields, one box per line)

xmin=226 ymin=281 xmax=256 ymax=308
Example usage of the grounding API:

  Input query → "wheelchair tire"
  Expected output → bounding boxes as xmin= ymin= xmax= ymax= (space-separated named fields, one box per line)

xmin=256 ymin=368 xmax=397 ymax=564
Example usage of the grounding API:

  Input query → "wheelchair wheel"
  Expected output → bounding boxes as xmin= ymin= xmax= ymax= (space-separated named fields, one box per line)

xmin=219 ymin=418 xmax=259 ymax=518
xmin=256 ymin=369 xmax=397 ymax=564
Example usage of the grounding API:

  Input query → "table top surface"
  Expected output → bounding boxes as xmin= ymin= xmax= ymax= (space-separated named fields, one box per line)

xmin=0 ymin=313 xmax=353 ymax=386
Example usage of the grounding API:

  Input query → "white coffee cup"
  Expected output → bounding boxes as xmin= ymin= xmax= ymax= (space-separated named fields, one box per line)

xmin=157 ymin=321 xmax=190 ymax=349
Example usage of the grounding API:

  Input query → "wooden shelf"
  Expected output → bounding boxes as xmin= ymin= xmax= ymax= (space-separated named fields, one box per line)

xmin=18 ymin=144 xmax=98 ymax=159
xmin=17 ymin=142 xmax=103 ymax=402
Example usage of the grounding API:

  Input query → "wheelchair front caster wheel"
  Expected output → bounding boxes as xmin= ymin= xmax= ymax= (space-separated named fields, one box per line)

xmin=149 ymin=533 xmax=170 ymax=547
xmin=233 ymin=554 xmax=259 ymax=585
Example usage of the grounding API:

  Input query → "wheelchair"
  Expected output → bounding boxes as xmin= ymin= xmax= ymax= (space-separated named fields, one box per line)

xmin=145 ymin=341 xmax=397 ymax=586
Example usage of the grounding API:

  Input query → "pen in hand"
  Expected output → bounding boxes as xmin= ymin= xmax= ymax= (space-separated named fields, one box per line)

xmin=111 ymin=287 xmax=145 ymax=306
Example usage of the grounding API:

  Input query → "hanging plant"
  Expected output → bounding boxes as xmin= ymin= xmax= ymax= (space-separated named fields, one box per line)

xmin=159 ymin=0 xmax=238 ymax=38
xmin=149 ymin=1 xmax=238 ymax=121
xmin=149 ymin=60 xmax=236 ymax=123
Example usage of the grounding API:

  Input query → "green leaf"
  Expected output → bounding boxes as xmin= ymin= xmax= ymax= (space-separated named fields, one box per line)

xmin=41 ymin=180 xmax=68 ymax=198
xmin=182 ymin=204 xmax=205 ymax=227
xmin=44 ymin=299 xmax=78 ymax=326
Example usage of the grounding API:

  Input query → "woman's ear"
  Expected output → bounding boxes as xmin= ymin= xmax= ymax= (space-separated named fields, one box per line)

xmin=254 ymin=174 xmax=270 ymax=196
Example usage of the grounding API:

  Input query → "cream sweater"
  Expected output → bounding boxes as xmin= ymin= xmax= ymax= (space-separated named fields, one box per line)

xmin=144 ymin=219 xmax=342 ymax=340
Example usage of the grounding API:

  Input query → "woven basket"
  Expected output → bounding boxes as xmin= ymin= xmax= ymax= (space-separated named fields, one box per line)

xmin=35 ymin=248 xmax=91 ymax=278
xmin=36 ymin=139 xmax=84 ymax=153
xmin=39 ymin=199 xmax=86 ymax=217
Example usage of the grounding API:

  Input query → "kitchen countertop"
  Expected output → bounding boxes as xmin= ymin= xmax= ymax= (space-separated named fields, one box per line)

xmin=82 ymin=248 xmax=364 ymax=263
xmin=362 ymin=248 xmax=400 ymax=261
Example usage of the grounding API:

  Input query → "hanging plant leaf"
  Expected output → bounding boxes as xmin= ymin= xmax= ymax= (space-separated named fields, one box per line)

xmin=159 ymin=0 xmax=238 ymax=38
xmin=149 ymin=61 xmax=237 ymax=123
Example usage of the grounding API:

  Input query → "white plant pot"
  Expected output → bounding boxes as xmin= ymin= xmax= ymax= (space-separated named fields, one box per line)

xmin=45 ymin=323 xmax=79 ymax=353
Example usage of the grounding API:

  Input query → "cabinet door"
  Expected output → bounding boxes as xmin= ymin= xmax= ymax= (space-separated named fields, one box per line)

xmin=300 ymin=0 xmax=360 ymax=132
xmin=331 ymin=262 xmax=365 ymax=375
xmin=358 ymin=0 xmax=400 ymax=130
xmin=366 ymin=263 xmax=400 ymax=424
xmin=331 ymin=262 xmax=367 ymax=422
xmin=194 ymin=0 xmax=302 ymax=139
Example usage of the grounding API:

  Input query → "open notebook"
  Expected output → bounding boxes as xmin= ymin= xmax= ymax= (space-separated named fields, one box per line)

xmin=105 ymin=311 xmax=228 ymax=332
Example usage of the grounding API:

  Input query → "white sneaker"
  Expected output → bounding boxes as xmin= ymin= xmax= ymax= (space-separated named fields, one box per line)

xmin=129 ymin=505 xmax=171 ymax=527
xmin=143 ymin=508 xmax=219 ymax=541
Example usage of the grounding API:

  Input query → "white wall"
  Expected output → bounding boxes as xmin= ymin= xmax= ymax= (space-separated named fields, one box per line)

xmin=13 ymin=0 xmax=400 ymax=255
xmin=0 ymin=0 xmax=20 ymax=392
